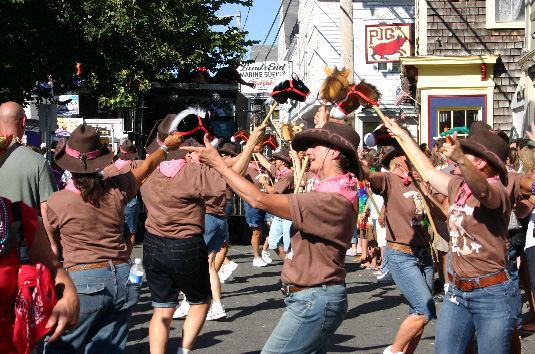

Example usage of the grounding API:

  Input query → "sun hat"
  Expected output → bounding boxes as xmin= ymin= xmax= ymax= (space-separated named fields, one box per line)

xmin=116 ymin=139 xmax=138 ymax=160
xmin=270 ymin=146 xmax=292 ymax=165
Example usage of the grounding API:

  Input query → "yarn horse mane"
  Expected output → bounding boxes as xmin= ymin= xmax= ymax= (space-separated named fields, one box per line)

xmin=319 ymin=66 xmax=351 ymax=104
xmin=258 ymin=134 xmax=279 ymax=150
xmin=231 ymin=128 xmax=249 ymax=144
xmin=270 ymin=73 xmax=316 ymax=105
xmin=330 ymin=80 xmax=381 ymax=120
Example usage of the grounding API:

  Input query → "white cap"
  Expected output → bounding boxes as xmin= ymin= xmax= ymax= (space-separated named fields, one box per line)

xmin=134 ymin=258 xmax=142 ymax=264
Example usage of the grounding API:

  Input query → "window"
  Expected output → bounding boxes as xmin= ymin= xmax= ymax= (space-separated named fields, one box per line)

xmin=437 ymin=108 xmax=480 ymax=136
xmin=377 ymin=61 xmax=401 ymax=72
xmin=486 ymin=0 xmax=525 ymax=29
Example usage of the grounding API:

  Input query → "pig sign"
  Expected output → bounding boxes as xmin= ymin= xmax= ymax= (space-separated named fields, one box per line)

xmin=365 ymin=24 xmax=412 ymax=63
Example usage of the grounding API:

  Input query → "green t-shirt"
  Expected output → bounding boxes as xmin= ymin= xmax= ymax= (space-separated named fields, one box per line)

xmin=0 ymin=142 xmax=58 ymax=212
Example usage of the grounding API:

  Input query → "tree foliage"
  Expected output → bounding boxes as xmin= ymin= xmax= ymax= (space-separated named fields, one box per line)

xmin=0 ymin=0 xmax=255 ymax=109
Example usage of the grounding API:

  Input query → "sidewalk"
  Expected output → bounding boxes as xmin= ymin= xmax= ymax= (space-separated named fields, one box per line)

xmin=126 ymin=244 xmax=535 ymax=353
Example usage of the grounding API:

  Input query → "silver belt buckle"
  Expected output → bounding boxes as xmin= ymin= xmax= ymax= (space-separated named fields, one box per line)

xmin=280 ymin=284 xmax=291 ymax=297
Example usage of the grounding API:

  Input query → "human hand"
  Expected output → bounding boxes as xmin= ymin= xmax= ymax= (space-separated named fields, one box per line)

xmin=180 ymin=134 xmax=226 ymax=170
xmin=314 ymin=104 xmax=329 ymax=128
xmin=46 ymin=292 xmax=80 ymax=343
xmin=289 ymin=149 xmax=299 ymax=161
xmin=163 ymin=134 xmax=185 ymax=150
xmin=526 ymin=121 xmax=535 ymax=143
xmin=378 ymin=213 xmax=385 ymax=227
xmin=259 ymin=175 xmax=267 ymax=185
xmin=249 ymin=124 xmax=267 ymax=146
xmin=441 ymin=131 xmax=465 ymax=164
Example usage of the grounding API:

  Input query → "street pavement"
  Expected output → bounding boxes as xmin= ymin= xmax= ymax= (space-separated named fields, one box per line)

xmin=126 ymin=244 xmax=535 ymax=353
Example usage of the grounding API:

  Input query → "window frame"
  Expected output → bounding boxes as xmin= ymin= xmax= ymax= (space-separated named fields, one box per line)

xmin=486 ymin=0 xmax=525 ymax=29
xmin=436 ymin=107 xmax=481 ymax=137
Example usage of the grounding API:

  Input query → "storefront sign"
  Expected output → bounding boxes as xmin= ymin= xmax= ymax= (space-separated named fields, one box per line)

xmin=57 ymin=95 xmax=79 ymax=117
xmin=237 ymin=61 xmax=291 ymax=94
xmin=366 ymin=24 xmax=412 ymax=63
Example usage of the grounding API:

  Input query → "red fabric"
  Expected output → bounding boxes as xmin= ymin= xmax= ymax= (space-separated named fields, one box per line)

xmin=0 ymin=199 xmax=40 ymax=354
xmin=14 ymin=263 xmax=57 ymax=354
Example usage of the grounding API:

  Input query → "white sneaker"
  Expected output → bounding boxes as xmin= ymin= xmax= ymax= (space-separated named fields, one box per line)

xmin=253 ymin=257 xmax=268 ymax=267
xmin=173 ymin=300 xmax=190 ymax=319
xmin=261 ymin=251 xmax=273 ymax=264
xmin=226 ymin=260 xmax=238 ymax=272
xmin=218 ymin=269 xmax=232 ymax=283
xmin=383 ymin=345 xmax=404 ymax=354
xmin=206 ymin=301 xmax=226 ymax=321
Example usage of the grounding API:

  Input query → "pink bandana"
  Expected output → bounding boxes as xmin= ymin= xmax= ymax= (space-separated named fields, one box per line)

xmin=157 ymin=159 xmax=187 ymax=178
xmin=248 ymin=162 xmax=259 ymax=171
xmin=64 ymin=179 xmax=81 ymax=195
xmin=391 ymin=168 xmax=409 ymax=185
xmin=453 ymin=176 xmax=500 ymax=207
xmin=276 ymin=167 xmax=293 ymax=179
xmin=114 ymin=159 xmax=129 ymax=170
xmin=314 ymin=173 xmax=359 ymax=213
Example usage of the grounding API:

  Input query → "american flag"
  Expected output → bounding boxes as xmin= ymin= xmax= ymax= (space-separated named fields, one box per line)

xmin=397 ymin=110 xmax=407 ymax=121
xmin=394 ymin=86 xmax=408 ymax=106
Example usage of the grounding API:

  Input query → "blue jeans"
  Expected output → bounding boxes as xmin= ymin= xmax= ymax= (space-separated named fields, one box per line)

xmin=261 ymin=284 xmax=347 ymax=354
xmin=435 ymin=271 xmax=518 ymax=354
xmin=268 ymin=217 xmax=292 ymax=252
xmin=244 ymin=200 xmax=266 ymax=228
xmin=44 ymin=262 xmax=138 ymax=354
xmin=203 ymin=214 xmax=227 ymax=252
xmin=123 ymin=196 xmax=139 ymax=234
xmin=385 ymin=246 xmax=436 ymax=321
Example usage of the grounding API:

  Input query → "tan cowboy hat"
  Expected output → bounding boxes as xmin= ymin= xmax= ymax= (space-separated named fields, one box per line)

xmin=54 ymin=124 xmax=113 ymax=173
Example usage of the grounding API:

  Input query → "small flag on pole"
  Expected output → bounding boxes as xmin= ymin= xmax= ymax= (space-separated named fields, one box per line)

xmin=397 ymin=110 xmax=407 ymax=121
xmin=394 ymin=87 xmax=408 ymax=106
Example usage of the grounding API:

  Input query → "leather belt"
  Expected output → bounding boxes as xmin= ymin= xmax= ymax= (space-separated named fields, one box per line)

xmin=67 ymin=260 xmax=127 ymax=273
xmin=448 ymin=271 xmax=508 ymax=292
xmin=387 ymin=241 xmax=430 ymax=257
xmin=280 ymin=281 xmax=343 ymax=297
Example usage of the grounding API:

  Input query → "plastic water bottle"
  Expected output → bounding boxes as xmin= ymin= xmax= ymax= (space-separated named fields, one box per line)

xmin=129 ymin=258 xmax=144 ymax=284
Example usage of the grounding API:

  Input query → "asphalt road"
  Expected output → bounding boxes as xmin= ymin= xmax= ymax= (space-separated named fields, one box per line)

xmin=126 ymin=244 xmax=535 ymax=354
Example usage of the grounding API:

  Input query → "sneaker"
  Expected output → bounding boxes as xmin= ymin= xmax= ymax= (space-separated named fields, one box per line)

xmin=206 ymin=301 xmax=226 ymax=321
xmin=346 ymin=248 xmax=358 ymax=256
xmin=218 ymin=270 xmax=230 ymax=283
xmin=253 ymin=257 xmax=268 ymax=267
xmin=262 ymin=251 xmax=273 ymax=264
xmin=377 ymin=271 xmax=394 ymax=283
xmin=226 ymin=261 xmax=238 ymax=272
xmin=173 ymin=300 xmax=190 ymax=319
xmin=383 ymin=345 xmax=404 ymax=354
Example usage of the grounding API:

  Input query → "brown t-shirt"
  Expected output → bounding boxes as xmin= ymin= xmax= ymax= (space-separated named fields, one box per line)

xmin=45 ymin=173 xmax=136 ymax=268
xmin=269 ymin=165 xmax=294 ymax=194
xmin=447 ymin=176 xmax=511 ymax=278
xmin=374 ymin=172 xmax=430 ymax=247
xmin=103 ymin=160 xmax=141 ymax=178
xmin=245 ymin=166 xmax=267 ymax=192
xmin=506 ymin=171 xmax=528 ymax=206
xmin=204 ymin=170 xmax=227 ymax=217
xmin=140 ymin=162 xmax=226 ymax=239
xmin=282 ymin=192 xmax=357 ymax=286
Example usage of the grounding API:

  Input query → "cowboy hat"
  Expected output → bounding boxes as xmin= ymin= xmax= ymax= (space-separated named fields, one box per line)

xmin=218 ymin=142 xmax=238 ymax=157
xmin=54 ymin=124 xmax=113 ymax=173
xmin=116 ymin=139 xmax=138 ymax=160
xmin=292 ymin=122 xmax=363 ymax=180
xmin=270 ymin=146 xmax=292 ymax=165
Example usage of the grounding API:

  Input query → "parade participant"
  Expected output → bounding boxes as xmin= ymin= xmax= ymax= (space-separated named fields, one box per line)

xmin=388 ymin=119 xmax=517 ymax=354
xmin=361 ymin=136 xmax=440 ymax=354
xmin=244 ymin=144 xmax=272 ymax=267
xmin=43 ymin=124 xmax=182 ymax=354
xmin=140 ymin=111 xmax=264 ymax=354
xmin=254 ymin=147 xmax=294 ymax=260
xmin=182 ymin=120 xmax=361 ymax=354
xmin=216 ymin=143 xmax=239 ymax=282
xmin=103 ymin=139 xmax=140 ymax=257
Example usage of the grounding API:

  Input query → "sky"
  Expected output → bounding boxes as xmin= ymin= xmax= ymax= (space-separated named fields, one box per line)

xmin=215 ymin=1 xmax=281 ymax=58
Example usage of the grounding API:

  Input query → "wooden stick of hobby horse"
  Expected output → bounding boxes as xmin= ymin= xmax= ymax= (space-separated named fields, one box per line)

xmin=261 ymin=102 xmax=279 ymax=126
xmin=371 ymin=105 xmax=428 ymax=182
xmin=363 ymin=183 xmax=380 ymax=215
xmin=253 ymin=153 xmax=273 ymax=185
xmin=293 ymin=156 xmax=309 ymax=194
xmin=412 ymin=182 xmax=439 ymax=263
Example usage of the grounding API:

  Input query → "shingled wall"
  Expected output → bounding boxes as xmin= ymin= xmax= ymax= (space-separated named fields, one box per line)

xmin=425 ymin=0 xmax=524 ymax=131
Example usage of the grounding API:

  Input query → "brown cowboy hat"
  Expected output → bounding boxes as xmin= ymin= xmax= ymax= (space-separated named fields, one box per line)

xmin=271 ymin=146 xmax=292 ymax=165
xmin=218 ymin=142 xmax=238 ymax=157
xmin=292 ymin=122 xmax=363 ymax=180
xmin=54 ymin=124 xmax=113 ymax=173
xmin=380 ymin=145 xmax=404 ymax=169
xmin=116 ymin=139 xmax=138 ymax=160
xmin=459 ymin=122 xmax=509 ymax=184
xmin=145 ymin=114 xmax=188 ymax=161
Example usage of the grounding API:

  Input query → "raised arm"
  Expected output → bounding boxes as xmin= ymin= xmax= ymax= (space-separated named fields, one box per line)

xmin=181 ymin=135 xmax=291 ymax=220
xmin=131 ymin=135 xmax=184 ymax=191
xmin=230 ymin=125 xmax=267 ymax=176
xmin=387 ymin=119 xmax=452 ymax=195
xmin=254 ymin=152 xmax=273 ymax=172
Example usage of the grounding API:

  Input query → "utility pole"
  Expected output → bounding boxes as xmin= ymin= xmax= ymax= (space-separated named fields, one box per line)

xmin=340 ymin=0 xmax=355 ymax=127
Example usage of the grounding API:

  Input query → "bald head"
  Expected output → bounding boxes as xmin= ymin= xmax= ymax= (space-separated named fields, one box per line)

xmin=0 ymin=101 xmax=26 ymax=138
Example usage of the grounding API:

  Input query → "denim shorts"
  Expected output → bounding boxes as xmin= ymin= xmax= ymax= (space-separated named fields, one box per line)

xmin=385 ymin=246 xmax=436 ymax=321
xmin=203 ymin=213 xmax=228 ymax=252
xmin=124 ymin=197 xmax=140 ymax=234
xmin=44 ymin=261 xmax=137 ymax=353
xmin=244 ymin=200 xmax=267 ymax=228
xmin=143 ymin=232 xmax=211 ymax=307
